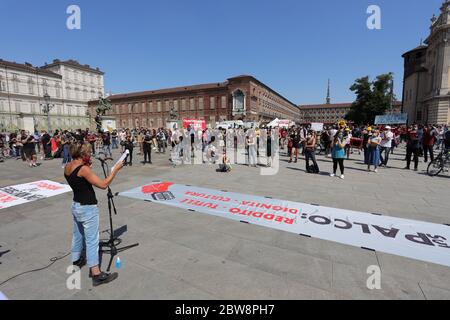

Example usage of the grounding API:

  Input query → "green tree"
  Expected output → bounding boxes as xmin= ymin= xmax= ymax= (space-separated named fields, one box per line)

xmin=346 ymin=73 xmax=395 ymax=125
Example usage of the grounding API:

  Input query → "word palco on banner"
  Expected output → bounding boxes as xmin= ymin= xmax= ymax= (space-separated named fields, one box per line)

xmin=171 ymin=129 xmax=280 ymax=175
xmin=120 ymin=182 xmax=450 ymax=267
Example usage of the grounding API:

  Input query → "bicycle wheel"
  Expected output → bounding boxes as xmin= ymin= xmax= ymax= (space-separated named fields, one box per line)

xmin=427 ymin=158 xmax=443 ymax=177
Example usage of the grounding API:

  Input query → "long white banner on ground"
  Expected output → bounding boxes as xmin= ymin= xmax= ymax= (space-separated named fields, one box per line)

xmin=120 ymin=182 xmax=450 ymax=267
xmin=0 ymin=180 xmax=72 ymax=210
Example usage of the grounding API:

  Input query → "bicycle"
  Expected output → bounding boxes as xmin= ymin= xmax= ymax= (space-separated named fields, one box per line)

xmin=427 ymin=147 xmax=450 ymax=177
xmin=0 ymin=148 xmax=8 ymax=162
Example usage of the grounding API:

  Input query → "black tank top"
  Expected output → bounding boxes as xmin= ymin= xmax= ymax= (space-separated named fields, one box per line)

xmin=65 ymin=165 xmax=98 ymax=205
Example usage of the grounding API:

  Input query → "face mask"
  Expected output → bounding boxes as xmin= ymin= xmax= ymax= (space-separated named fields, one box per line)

xmin=82 ymin=154 xmax=92 ymax=166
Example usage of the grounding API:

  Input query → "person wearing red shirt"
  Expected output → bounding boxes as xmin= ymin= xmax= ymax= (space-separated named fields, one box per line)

xmin=405 ymin=125 xmax=420 ymax=171
xmin=86 ymin=132 xmax=97 ymax=155
xmin=422 ymin=125 xmax=436 ymax=163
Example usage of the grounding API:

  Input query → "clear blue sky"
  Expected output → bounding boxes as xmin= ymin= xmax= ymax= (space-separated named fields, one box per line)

xmin=0 ymin=0 xmax=444 ymax=104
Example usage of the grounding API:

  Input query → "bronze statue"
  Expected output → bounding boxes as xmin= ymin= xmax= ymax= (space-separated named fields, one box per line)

xmin=96 ymin=96 xmax=112 ymax=116
xmin=169 ymin=104 xmax=178 ymax=121
xmin=95 ymin=96 xmax=112 ymax=133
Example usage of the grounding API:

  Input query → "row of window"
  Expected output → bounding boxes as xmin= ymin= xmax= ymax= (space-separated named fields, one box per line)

xmin=0 ymin=99 xmax=86 ymax=116
xmin=257 ymin=89 xmax=297 ymax=116
xmin=262 ymin=101 xmax=297 ymax=118
xmin=261 ymin=108 xmax=291 ymax=119
xmin=0 ymin=76 xmax=101 ymax=101
xmin=111 ymin=96 xmax=228 ymax=115
xmin=303 ymin=109 xmax=348 ymax=115
xmin=32 ymin=117 xmax=89 ymax=129
xmin=0 ymin=72 xmax=102 ymax=98
xmin=255 ymin=87 xmax=290 ymax=109
xmin=66 ymin=88 xmax=102 ymax=101
xmin=64 ymin=77 xmax=103 ymax=91
xmin=64 ymin=68 xmax=102 ymax=86
xmin=303 ymin=117 xmax=342 ymax=122
xmin=0 ymin=117 xmax=87 ymax=127
xmin=0 ymin=75 xmax=60 ymax=95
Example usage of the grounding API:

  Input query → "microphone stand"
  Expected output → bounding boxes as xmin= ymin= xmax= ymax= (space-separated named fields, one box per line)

xmin=98 ymin=157 xmax=139 ymax=272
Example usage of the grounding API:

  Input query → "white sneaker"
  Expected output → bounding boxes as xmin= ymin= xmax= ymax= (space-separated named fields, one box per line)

xmin=340 ymin=175 xmax=345 ymax=180
xmin=330 ymin=173 xmax=335 ymax=177
xmin=374 ymin=169 xmax=378 ymax=173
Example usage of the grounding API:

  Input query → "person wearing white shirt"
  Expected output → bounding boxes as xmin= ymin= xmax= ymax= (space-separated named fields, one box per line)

xmin=119 ymin=130 xmax=127 ymax=152
xmin=247 ymin=129 xmax=257 ymax=167
xmin=171 ymin=129 xmax=180 ymax=149
xmin=380 ymin=126 xmax=394 ymax=167
xmin=205 ymin=129 xmax=212 ymax=144
xmin=344 ymin=129 xmax=352 ymax=159
xmin=329 ymin=127 xmax=338 ymax=140
xmin=204 ymin=136 xmax=217 ymax=164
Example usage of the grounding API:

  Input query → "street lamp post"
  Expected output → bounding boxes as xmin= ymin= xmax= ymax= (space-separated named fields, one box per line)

xmin=40 ymin=93 xmax=55 ymax=134
xmin=86 ymin=110 xmax=92 ymax=131
xmin=32 ymin=114 xmax=38 ymax=133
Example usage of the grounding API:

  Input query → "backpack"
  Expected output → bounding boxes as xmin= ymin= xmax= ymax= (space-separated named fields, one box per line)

xmin=53 ymin=146 xmax=63 ymax=158
xmin=217 ymin=164 xmax=231 ymax=173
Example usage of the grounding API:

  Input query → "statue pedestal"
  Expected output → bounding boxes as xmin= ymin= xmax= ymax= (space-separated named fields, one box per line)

xmin=166 ymin=121 xmax=180 ymax=130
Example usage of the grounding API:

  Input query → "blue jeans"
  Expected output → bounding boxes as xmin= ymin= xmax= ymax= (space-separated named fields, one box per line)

xmin=103 ymin=145 xmax=112 ymax=157
xmin=380 ymin=146 xmax=391 ymax=166
xmin=71 ymin=202 xmax=100 ymax=268
xmin=112 ymin=137 xmax=118 ymax=149
xmin=62 ymin=144 xmax=72 ymax=165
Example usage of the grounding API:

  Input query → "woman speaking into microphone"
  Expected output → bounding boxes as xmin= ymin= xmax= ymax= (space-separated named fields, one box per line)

xmin=64 ymin=142 xmax=124 ymax=287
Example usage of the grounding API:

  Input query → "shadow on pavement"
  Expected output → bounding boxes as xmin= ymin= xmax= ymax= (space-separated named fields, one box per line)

xmin=0 ymin=246 xmax=11 ymax=265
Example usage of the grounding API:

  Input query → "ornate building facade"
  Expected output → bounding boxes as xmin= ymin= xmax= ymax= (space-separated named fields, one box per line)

xmin=299 ymin=102 xmax=354 ymax=124
xmin=90 ymin=75 xmax=299 ymax=129
xmin=0 ymin=59 xmax=104 ymax=132
xmin=402 ymin=1 xmax=450 ymax=125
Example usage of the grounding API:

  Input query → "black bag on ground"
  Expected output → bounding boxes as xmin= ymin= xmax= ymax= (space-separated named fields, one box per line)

xmin=54 ymin=146 xmax=63 ymax=158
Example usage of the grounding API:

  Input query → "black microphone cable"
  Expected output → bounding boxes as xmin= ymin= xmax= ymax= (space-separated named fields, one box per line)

xmin=0 ymin=252 xmax=70 ymax=287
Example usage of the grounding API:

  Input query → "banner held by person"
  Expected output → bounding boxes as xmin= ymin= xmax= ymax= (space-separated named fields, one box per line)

xmin=0 ymin=180 xmax=72 ymax=210
xmin=183 ymin=119 xmax=206 ymax=131
xmin=120 ymin=182 xmax=450 ymax=268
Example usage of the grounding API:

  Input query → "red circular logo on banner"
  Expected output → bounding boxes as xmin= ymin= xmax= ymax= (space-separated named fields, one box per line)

xmin=141 ymin=182 xmax=174 ymax=194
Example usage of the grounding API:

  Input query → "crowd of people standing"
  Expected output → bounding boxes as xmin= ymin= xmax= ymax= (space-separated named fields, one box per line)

xmin=278 ymin=123 xmax=450 ymax=178
xmin=0 ymin=127 xmax=172 ymax=167
xmin=1 ymin=123 xmax=449 ymax=179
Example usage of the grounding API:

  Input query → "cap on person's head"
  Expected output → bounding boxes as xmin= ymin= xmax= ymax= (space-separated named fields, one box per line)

xmin=385 ymin=126 xmax=392 ymax=130
xmin=367 ymin=127 xmax=373 ymax=131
